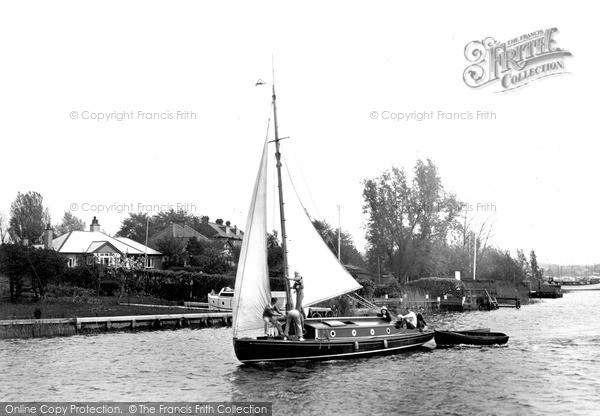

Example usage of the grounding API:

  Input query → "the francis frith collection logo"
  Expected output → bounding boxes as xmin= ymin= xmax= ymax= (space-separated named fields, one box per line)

xmin=463 ymin=28 xmax=572 ymax=92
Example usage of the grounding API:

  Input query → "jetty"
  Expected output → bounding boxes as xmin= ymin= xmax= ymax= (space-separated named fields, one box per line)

xmin=0 ymin=311 xmax=232 ymax=339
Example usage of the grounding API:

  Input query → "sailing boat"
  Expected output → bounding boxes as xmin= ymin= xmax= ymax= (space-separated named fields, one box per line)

xmin=231 ymin=82 xmax=434 ymax=364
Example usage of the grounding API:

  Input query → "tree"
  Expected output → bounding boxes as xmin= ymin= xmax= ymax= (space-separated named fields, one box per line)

xmin=312 ymin=219 xmax=365 ymax=267
xmin=0 ymin=210 xmax=9 ymax=243
xmin=0 ymin=244 xmax=29 ymax=299
xmin=186 ymin=236 xmax=205 ymax=257
xmin=155 ymin=236 xmax=187 ymax=268
xmin=530 ymin=250 xmax=543 ymax=280
xmin=0 ymin=244 xmax=66 ymax=299
xmin=362 ymin=160 xmax=463 ymax=282
xmin=153 ymin=209 xmax=190 ymax=231
xmin=8 ymin=191 xmax=50 ymax=244
xmin=475 ymin=247 xmax=522 ymax=283
xmin=116 ymin=209 xmax=209 ymax=244
xmin=516 ymin=249 xmax=530 ymax=281
xmin=27 ymin=247 xmax=67 ymax=297
xmin=188 ymin=239 xmax=231 ymax=274
xmin=54 ymin=211 xmax=86 ymax=236
xmin=115 ymin=213 xmax=155 ymax=243
xmin=267 ymin=230 xmax=284 ymax=276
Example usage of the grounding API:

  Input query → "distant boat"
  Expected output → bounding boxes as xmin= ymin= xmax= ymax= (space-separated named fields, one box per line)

xmin=434 ymin=329 xmax=509 ymax=346
xmin=207 ymin=287 xmax=235 ymax=311
xmin=208 ymin=287 xmax=287 ymax=312
xmin=231 ymin=80 xmax=434 ymax=364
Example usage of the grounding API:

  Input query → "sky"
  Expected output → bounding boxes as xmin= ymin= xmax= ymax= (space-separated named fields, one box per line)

xmin=0 ymin=1 xmax=598 ymax=265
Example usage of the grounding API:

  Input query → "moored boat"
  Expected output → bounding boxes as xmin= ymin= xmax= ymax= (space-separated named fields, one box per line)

xmin=434 ymin=329 xmax=509 ymax=346
xmin=208 ymin=287 xmax=235 ymax=311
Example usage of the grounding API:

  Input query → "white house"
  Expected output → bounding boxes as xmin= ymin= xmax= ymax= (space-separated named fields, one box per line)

xmin=44 ymin=217 xmax=163 ymax=269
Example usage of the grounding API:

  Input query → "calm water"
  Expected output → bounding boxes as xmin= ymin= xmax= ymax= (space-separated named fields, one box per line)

xmin=2 ymin=291 xmax=600 ymax=415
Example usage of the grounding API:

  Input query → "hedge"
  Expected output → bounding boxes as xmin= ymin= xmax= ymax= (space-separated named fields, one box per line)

xmin=405 ymin=277 xmax=467 ymax=298
xmin=54 ymin=266 xmax=290 ymax=302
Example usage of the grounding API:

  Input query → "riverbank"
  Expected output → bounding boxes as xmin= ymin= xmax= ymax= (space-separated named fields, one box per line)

xmin=0 ymin=311 xmax=232 ymax=339
xmin=0 ymin=295 xmax=203 ymax=320
xmin=0 ymin=294 xmax=233 ymax=339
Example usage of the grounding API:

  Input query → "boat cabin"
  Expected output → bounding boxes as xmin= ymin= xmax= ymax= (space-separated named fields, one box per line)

xmin=302 ymin=316 xmax=407 ymax=340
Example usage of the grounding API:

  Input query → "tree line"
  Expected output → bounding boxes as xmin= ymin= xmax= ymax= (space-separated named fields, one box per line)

xmin=2 ymin=158 xmax=546 ymax=287
xmin=362 ymin=159 xmax=543 ymax=284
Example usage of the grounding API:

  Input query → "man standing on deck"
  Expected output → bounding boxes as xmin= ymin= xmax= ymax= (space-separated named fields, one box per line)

xmin=287 ymin=271 xmax=304 ymax=311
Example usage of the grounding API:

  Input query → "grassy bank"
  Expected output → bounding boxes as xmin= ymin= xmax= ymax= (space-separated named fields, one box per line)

xmin=0 ymin=295 xmax=203 ymax=321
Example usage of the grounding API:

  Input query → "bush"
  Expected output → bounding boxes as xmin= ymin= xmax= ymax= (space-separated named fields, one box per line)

xmin=356 ymin=279 xmax=375 ymax=298
xmin=405 ymin=277 xmax=467 ymax=298
xmin=60 ymin=265 xmax=100 ymax=288
xmin=373 ymin=282 xmax=402 ymax=298
xmin=0 ymin=244 xmax=67 ymax=299
xmin=45 ymin=284 xmax=95 ymax=299
xmin=99 ymin=280 xmax=120 ymax=296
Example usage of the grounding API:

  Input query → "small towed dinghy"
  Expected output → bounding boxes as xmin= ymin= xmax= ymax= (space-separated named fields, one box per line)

xmin=434 ymin=329 xmax=509 ymax=346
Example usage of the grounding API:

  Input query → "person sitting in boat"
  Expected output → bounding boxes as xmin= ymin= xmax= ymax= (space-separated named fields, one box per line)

xmin=284 ymin=308 xmax=305 ymax=341
xmin=416 ymin=306 xmax=428 ymax=331
xmin=287 ymin=271 xmax=304 ymax=312
xmin=262 ymin=297 xmax=284 ymax=336
xmin=377 ymin=306 xmax=393 ymax=322
xmin=398 ymin=307 xmax=417 ymax=330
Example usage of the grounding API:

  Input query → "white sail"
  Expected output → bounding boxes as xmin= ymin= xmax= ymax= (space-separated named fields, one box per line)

xmin=232 ymin=140 xmax=271 ymax=338
xmin=284 ymin=170 xmax=362 ymax=307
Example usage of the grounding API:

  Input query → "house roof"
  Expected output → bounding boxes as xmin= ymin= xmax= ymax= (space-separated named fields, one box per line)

xmin=116 ymin=236 xmax=163 ymax=255
xmin=86 ymin=241 xmax=118 ymax=253
xmin=52 ymin=231 xmax=161 ymax=256
xmin=199 ymin=221 xmax=244 ymax=240
xmin=149 ymin=223 xmax=210 ymax=244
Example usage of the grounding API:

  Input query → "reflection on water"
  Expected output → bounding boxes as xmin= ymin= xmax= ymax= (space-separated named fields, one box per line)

xmin=1 ymin=291 xmax=600 ymax=415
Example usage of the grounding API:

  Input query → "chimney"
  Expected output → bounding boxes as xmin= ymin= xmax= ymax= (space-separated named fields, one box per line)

xmin=234 ymin=225 xmax=238 ymax=235
xmin=216 ymin=218 xmax=224 ymax=225
xmin=44 ymin=223 xmax=53 ymax=249
xmin=201 ymin=216 xmax=209 ymax=225
xmin=225 ymin=220 xmax=231 ymax=234
xmin=90 ymin=216 xmax=101 ymax=232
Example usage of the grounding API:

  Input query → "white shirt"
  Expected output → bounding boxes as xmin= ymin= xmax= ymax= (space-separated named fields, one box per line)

xmin=398 ymin=311 xmax=417 ymax=326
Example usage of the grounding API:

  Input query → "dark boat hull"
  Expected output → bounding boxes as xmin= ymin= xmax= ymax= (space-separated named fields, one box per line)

xmin=434 ymin=330 xmax=509 ymax=346
xmin=234 ymin=331 xmax=434 ymax=363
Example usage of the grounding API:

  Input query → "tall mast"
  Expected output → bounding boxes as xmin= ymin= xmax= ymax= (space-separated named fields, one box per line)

xmin=337 ymin=205 xmax=341 ymax=262
xmin=272 ymin=79 xmax=293 ymax=311
xmin=473 ymin=231 xmax=477 ymax=280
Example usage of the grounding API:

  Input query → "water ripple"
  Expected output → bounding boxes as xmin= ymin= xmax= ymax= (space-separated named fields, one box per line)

xmin=1 ymin=291 xmax=600 ymax=414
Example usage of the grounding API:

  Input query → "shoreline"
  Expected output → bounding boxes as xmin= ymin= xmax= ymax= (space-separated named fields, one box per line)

xmin=0 ymin=311 xmax=232 ymax=340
